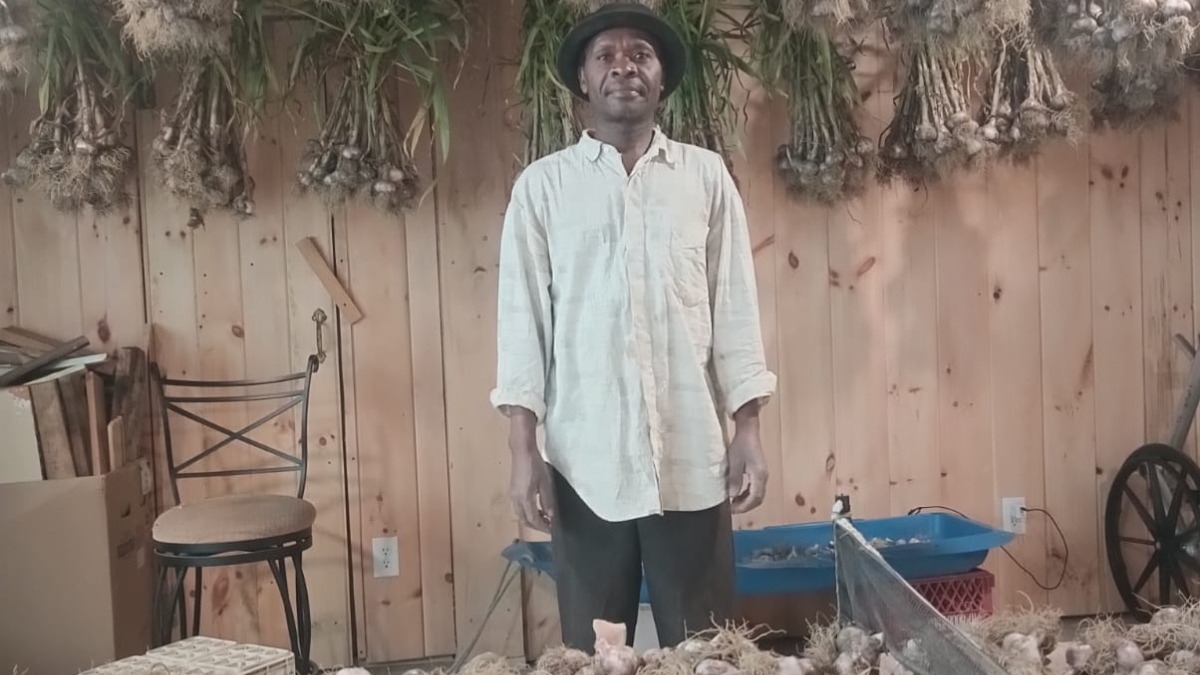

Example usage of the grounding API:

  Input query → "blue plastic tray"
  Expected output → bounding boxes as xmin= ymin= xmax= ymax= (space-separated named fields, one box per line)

xmin=733 ymin=513 xmax=1014 ymax=594
xmin=502 ymin=513 xmax=1012 ymax=599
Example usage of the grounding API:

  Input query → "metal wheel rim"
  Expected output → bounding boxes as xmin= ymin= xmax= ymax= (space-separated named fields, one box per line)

xmin=1105 ymin=443 xmax=1200 ymax=618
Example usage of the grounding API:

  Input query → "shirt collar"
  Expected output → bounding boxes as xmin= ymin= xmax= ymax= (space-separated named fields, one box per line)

xmin=579 ymin=126 xmax=674 ymax=165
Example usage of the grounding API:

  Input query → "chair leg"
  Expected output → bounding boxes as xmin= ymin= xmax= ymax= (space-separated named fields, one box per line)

xmin=192 ymin=566 xmax=204 ymax=637
xmin=293 ymin=553 xmax=312 ymax=673
xmin=267 ymin=557 xmax=305 ymax=673
xmin=154 ymin=563 xmax=191 ymax=646
xmin=174 ymin=566 xmax=190 ymax=640
xmin=153 ymin=563 xmax=171 ymax=646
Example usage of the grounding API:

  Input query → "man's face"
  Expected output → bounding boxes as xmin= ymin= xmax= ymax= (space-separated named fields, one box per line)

xmin=578 ymin=27 xmax=664 ymax=125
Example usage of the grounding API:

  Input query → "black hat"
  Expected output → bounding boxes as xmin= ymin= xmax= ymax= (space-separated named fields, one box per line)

xmin=556 ymin=2 xmax=687 ymax=100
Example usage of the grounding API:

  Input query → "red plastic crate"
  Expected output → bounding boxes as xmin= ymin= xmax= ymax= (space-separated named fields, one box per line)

xmin=910 ymin=568 xmax=995 ymax=623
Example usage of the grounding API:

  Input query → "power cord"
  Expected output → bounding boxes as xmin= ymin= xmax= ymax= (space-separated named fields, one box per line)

xmin=906 ymin=504 xmax=1068 ymax=591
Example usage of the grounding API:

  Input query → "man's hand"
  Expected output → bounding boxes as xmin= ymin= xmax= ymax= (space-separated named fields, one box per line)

xmin=727 ymin=402 xmax=768 ymax=514
xmin=507 ymin=408 xmax=556 ymax=533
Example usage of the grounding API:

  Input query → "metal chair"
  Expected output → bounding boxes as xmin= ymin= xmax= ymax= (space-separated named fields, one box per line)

xmin=150 ymin=354 xmax=321 ymax=674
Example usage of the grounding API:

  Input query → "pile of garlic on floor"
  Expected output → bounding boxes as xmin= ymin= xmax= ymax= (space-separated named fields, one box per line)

xmin=1064 ymin=603 xmax=1200 ymax=675
xmin=332 ymin=602 xmax=1200 ymax=675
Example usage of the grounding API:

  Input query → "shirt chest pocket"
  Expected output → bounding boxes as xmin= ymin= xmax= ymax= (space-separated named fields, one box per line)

xmin=647 ymin=206 xmax=710 ymax=309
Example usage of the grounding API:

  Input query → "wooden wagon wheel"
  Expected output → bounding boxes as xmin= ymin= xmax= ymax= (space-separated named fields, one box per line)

xmin=1104 ymin=443 xmax=1200 ymax=617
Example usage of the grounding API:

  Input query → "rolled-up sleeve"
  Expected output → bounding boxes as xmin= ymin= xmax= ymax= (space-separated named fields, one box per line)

xmin=706 ymin=158 xmax=777 ymax=417
xmin=490 ymin=172 xmax=553 ymax=421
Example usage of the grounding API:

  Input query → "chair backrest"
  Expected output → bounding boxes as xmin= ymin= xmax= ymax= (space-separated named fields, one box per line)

xmin=152 ymin=355 xmax=321 ymax=506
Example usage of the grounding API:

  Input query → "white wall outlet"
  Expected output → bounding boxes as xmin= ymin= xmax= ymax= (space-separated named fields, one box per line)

xmin=1001 ymin=497 xmax=1027 ymax=534
xmin=373 ymin=536 xmax=399 ymax=578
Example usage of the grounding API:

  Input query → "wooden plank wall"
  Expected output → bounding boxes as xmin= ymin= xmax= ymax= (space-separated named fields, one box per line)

xmin=4 ymin=0 xmax=1200 ymax=665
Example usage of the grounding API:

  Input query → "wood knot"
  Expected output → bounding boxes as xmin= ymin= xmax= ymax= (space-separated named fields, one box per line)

xmin=96 ymin=318 xmax=111 ymax=343
xmin=856 ymin=256 xmax=876 ymax=277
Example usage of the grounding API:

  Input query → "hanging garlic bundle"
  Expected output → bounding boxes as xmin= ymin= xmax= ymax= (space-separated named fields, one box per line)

xmin=2 ymin=0 xmax=137 ymax=214
xmin=0 ymin=0 xmax=30 ymax=91
xmin=655 ymin=0 xmax=751 ymax=173
xmin=758 ymin=16 xmax=874 ymax=204
xmin=979 ymin=30 xmax=1080 ymax=164
xmin=781 ymin=0 xmax=875 ymax=31
xmin=286 ymin=0 xmax=466 ymax=215
xmin=884 ymin=0 xmax=1031 ymax=53
xmin=296 ymin=72 xmax=421 ymax=214
xmin=152 ymin=59 xmax=255 ymax=227
xmin=115 ymin=0 xmax=235 ymax=59
xmin=147 ymin=0 xmax=269 ymax=226
xmin=516 ymin=0 xmax=584 ymax=167
xmin=566 ymin=0 xmax=662 ymax=9
xmin=1036 ymin=0 xmax=1198 ymax=129
xmin=877 ymin=40 xmax=989 ymax=187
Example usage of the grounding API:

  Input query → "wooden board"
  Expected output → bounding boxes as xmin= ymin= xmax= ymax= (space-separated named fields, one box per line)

xmin=107 ymin=416 xmax=126 ymax=473
xmin=192 ymin=183 xmax=259 ymax=643
xmin=236 ymin=45 xmax=301 ymax=653
xmin=1141 ymin=103 xmax=1195 ymax=460
xmin=776 ymin=207 xmax=836 ymax=526
xmin=0 ymin=95 xmax=17 ymax=325
xmin=0 ymin=336 xmax=88 ymax=388
xmin=296 ymin=237 xmax=364 ymax=324
xmin=77 ymin=114 xmax=147 ymax=354
xmin=987 ymin=159 xmax=1048 ymax=608
xmin=935 ymin=171 xmax=994 ymax=528
xmin=1193 ymin=87 xmax=1200 ymax=461
xmin=883 ymin=179 xmax=940 ymax=517
xmin=30 ymin=379 xmax=75 ymax=479
xmin=0 ymin=385 xmax=41 ymax=483
xmin=1089 ymin=128 xmax=1145 ymax=614
xmin=58 ymin=371 xmax=92 ymax=475
xmin=728 ymin=73 xmax=784 ymax=533
xmin=85 ymin=370 xmax=110 ymax=475
xmin=274 ymin=19 xmax=353 ymax=663
xmin=9 ymin=97 xmax=84 ymax=342
xmin=136 ymin=71 xmax=209 ymax=637
xmin=343 ymin=183 xmax=425 ymax=661
xmin=401 ymin=83 xmax=458 ymax=657
xmin=713 ymin=69 xmax=791 ymax=635
xmin=0 ymin=326 xmax=58 ymax=351
xmin=1038 ymin=137 xmax=1101 ymax=616
xmin=438 ymin=0 xmax=526 ymax=658
xmin=828 ymin=88 xmax=889 ymax=520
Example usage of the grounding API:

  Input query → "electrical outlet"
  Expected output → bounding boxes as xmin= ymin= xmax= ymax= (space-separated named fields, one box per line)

xmin=1001 ymin=497 xmax=1026 ymax=534
xmin=373 ymin=536 xmax=399 ymax=578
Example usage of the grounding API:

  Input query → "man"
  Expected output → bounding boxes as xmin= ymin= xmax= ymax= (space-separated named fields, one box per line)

xmin=490 ymin=2 xmax=776 ymax=652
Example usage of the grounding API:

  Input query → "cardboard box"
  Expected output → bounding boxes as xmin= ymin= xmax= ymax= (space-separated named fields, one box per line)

xmin=0 ymin=462 xmax=155 ymax=674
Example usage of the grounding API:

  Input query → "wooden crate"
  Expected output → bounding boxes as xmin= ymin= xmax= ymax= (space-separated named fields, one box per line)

xmin=0 ymin=326 xmax=150 ymax=483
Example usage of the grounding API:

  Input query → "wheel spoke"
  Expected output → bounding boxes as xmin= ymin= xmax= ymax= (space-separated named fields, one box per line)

xmin=1125 ymin=485 xmax=1157 ymax=532
xmin=1148 ymin=463 xmax=1168 ymax=530
xmin=1181 ymin=553 xmax=1200 ymax=576
xmin=1120 ymin=536 xmax=1157 ymax=546
xmin=1166 ymin=554 xmax=1192 ymax=600
xmin=1134 ymin=550 xmax=1161 ymax=594
xmin=1167 ymin=475 xmax=1187 ymax=532
xmin=1160 ymin=548 xmax=1172 ymax=602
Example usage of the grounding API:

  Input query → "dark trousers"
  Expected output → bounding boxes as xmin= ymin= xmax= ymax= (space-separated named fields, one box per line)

xmin=549 ymin=468 xmax=734 ymax=651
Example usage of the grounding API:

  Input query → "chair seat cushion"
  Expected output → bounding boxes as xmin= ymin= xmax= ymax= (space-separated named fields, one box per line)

xmin=153 ymin=494 xmax=316 ymax=546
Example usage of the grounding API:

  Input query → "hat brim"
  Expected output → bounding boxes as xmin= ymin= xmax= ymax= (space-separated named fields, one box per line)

xmin=556 ymin=6 xmax=687 ymax=101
